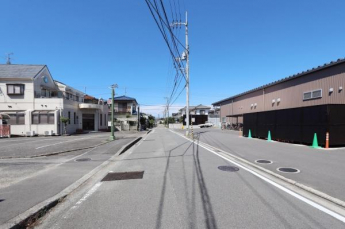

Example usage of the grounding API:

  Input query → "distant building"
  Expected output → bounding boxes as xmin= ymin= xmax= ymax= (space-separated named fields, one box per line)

xmin=0 ymin=64 xmax=109 ymax=136
xmin=107 ymin=95 xmax=139 ymax=131
xmin=176 ymin=104 xmax=211 ymax=125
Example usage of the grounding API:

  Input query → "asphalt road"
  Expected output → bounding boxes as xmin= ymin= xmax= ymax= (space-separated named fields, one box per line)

xmin=37 ymin=127 xmax=345 ymax=229
xmin=0 ymin=131 xmax=138 ymax=158
xmin=173 ymin=128 xmax=345 ymax=203
xmin=0 ymin=132 xmax=141 ymax=227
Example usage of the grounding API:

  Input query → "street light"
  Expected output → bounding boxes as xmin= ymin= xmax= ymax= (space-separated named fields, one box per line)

xmin=109 ymin=84 xmax=118 ymax=141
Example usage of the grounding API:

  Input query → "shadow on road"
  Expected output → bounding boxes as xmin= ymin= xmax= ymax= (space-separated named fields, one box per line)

xmin=193 ymin=133 xmax=218 ymax=229
xmin=155 ymin=132 xmax=218 ymax=229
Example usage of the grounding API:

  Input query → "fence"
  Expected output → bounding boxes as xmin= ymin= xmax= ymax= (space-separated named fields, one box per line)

xmin=0 ymin=125 xmax=10 ymax=138
xmin=243 ymin=104 xmax=345 ymax=147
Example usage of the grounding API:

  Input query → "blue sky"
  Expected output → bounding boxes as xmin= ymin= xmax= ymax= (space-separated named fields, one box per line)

xmin=1 ymin=0 xmax=345 ymax=117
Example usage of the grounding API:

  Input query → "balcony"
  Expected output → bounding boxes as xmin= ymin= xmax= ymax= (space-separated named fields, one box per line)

xmin=116 ymin=108 xmax=131 ymax=113
xmin=79 ymin=103 xmax=102 ymax=109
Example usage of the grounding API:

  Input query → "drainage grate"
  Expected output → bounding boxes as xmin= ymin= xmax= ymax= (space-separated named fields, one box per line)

xmin=255 ymin=159 xmax=273 ymax=164
xmin=101 ymin=171 xmax=144 ymax=181
xmin=218 ymin=166 xmax=239 ymax=172
xmin=277 ymin=167 xmax=300 ymax=173
xmin=75 ymin=158 xmax=91 ymax=162
xmin=0 ymin=199 xmax=4 ymax=203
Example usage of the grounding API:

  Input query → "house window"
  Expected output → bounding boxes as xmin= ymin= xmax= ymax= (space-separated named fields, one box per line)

xmin=48 ymin=112 xmax=55 ymax=124
xmin=8 ymin=112 xmax=25 ymax=125
xmin=76 ymin=96 xmax=79 ymax=102
xmin=17 ymin=113 xmax=25 ymax=124
xmin=40 ymin=112 xmax=49 ymax=124
xmin=41 ymin=89 xmax=50 ymax=98
xmin=303 ymin=89 xmax=322 ymax=100
xmin=200 ymin=110 xmax=205 ymax=115
xmin=74 ymin=112 xmax=76 ymax=124
xmin=68 ymin=111 xmax=71 ymax=124
xmin=32 ymin=112 xmax=39 ymax=124
xmin=104 ymin=114 xmax=106 ymax=126
xmin=100 ymin=114 xmax=102 ymax=126
xmin=7 ymin=84 xmax=24 ymax=95
xmin=32 ymin=111 xmax=54 ymax=124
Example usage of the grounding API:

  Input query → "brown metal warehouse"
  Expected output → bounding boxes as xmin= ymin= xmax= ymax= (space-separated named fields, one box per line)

xmin=213 ymin=58 xmax=345 ymax=147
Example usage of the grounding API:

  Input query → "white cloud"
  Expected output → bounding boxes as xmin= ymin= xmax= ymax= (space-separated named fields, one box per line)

xmin=140 ymin=104 xmax=184 ymax=118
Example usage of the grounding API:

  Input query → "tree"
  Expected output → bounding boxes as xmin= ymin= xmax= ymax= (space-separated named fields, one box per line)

xmin=148 ymin=115 xmax=155 ymax=128
xmin=60 ymin=117 xmax=69 ymax=135
xmin=164 ymin=117 xmax=175 ymax=125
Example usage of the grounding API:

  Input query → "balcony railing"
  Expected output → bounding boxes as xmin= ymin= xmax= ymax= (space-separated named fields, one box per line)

xmin=115 ymin=108 xmax=131 ymax=113
xmin=79 ymin=103 xmax=102 ymax=109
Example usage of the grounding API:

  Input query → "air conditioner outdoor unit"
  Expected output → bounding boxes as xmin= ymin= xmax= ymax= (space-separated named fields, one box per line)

xmin=26 ymin=131 xmax=36 ymax=137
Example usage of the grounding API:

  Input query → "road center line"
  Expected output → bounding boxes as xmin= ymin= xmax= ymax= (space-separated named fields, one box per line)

xmin=170 ymin=130 xmax=345 ymax=224
xmin=35 ymin=137 xmax=93 ymax=149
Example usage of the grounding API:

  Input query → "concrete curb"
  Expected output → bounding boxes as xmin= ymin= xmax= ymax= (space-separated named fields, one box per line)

xmin=171 ymin=129 xmax=345 ymax=209
xmin=2 ymin=136 xmax=143 ymax=229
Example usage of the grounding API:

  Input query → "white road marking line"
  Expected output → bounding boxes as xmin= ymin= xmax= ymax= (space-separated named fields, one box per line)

xmin=170 ymin=130 xmax=345 ymax=223
xmin=63 ymin=182 xmax=103 ymax=219
xmin=35 ymin=137 xmax=93 ymax=149
xmin=2 ymin=138 xmax=57 ymax=147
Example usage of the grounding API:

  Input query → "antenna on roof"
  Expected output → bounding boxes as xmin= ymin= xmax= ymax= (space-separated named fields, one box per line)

xmin=124 ymin=87 xmax=127 ymax=96
xmin=6 ymin=53 xmax=13 ymax=64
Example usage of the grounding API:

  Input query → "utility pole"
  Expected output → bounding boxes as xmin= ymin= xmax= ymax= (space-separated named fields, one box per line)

xmin=137 ymin=106 xmax=140 ymax=131
xmin=164 ymin=97 xmax=169 ymax=128
xmin=171 ymin=12 xmax=190 ymax=136
xmin=6 ymin=53 xmax=13 ymax=65
xmin=109 ymin=84 xmax=118 ymax=141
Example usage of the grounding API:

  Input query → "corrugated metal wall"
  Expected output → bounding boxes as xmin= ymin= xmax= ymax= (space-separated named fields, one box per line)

xmin=220 ymin=62 xmax=345 ymax=120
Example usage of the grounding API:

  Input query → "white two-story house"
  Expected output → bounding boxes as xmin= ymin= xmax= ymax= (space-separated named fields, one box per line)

xmin=107 ymin=95 xmax=138 ymax=131
xmin=0 ymin=64 xmax=109 ymax=136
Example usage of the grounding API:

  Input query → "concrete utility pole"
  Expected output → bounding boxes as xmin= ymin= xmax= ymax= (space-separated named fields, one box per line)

xmin=171 ymin=11 xmax=190 ymax=136
xmin=109 ymin=84 xmax=118 ymax=141
xmin=164 ymin=97 xmax=169 ymax=128
xmin=137 ymin=106 xmax=140 ymax=131
xmin=6 ymin=53 xmax=13 ymax=65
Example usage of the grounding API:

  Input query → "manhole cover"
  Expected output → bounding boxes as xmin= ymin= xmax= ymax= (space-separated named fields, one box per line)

xmin=218 ymin=166 xmax=239 ymax=172
xmin=255 ymin=159 xmax=273 ymax=164
xmin=101 ymin=171 xmax=144 ymax=181
xmin=277 ymin=167 xmax=300 ymax=173
xmin=75 ymin=158 xmax=91 ymax=162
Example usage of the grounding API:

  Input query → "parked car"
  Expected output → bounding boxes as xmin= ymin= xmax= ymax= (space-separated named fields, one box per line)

xmin=199 ymin=122 xmax=213 ymax=128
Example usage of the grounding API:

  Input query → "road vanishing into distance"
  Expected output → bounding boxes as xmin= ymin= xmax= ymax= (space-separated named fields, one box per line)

xmin=31 ymin=126 xmax=345 ymax=229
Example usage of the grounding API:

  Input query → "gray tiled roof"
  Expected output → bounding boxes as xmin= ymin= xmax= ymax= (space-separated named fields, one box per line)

xmin=212 ymin=58 xmax=345 ymax=105
xmin=107 ymin=95 xmax=138 ymax=104
xmin=0 ymin=64 xmax=45 ymax=79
